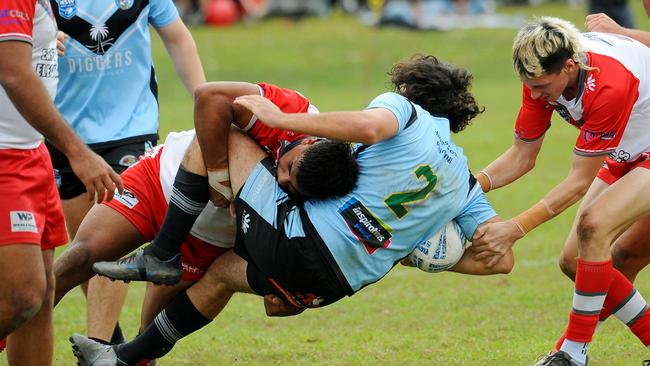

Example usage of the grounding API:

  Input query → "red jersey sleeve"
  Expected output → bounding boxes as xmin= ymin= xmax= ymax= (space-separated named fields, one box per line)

xmin=0 ymin=0 xmax=35 ymax=43
xmin=513 ymin=84 xmax=554 ymax=142
xmin=574 ymin=60 xmax=638 ymax=156
xmin=248 ymin=82 xmax=313 ymax=159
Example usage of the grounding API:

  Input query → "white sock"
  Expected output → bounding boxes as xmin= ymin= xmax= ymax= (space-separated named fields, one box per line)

xmin=559 ymin=339 xmax=588 ymax=366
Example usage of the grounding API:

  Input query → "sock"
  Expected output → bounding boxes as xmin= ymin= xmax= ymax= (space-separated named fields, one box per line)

xmin=116 ymin=291 xmax=211 ymax=364
xmin=561 ymin=258 xmax=613 ymax=362
xmin=147 ymin=166 xmax=208 ymax=260
xmin=559 ymin=339 xmax=588 ymax=366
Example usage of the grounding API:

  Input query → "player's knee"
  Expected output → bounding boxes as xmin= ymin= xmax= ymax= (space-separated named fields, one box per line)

xmin=576 ymin=209 xmax=603 ymax=246
xmin=558 ymin=254 xmax=577 ymax=281
xmin=1 ymin=286 xmax=46 ymax=329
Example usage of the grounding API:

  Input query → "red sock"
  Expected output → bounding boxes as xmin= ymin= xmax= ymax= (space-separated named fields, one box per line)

xmin=605 ymin=269 xmax=650 ymax=346
xmin=564 ymin=259 xmax=613 ymax=343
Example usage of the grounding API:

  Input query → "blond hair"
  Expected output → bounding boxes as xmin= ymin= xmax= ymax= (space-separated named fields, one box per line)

xmin=512 ymin=16 xmax=593 ymax=80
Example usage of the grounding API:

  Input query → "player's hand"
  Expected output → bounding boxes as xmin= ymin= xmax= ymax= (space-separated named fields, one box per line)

xmin=585 ymin=13 xmax=626 ymax=34
xmin=233 ymin=95 xmax=285 ymax=129
xmin=471 ymin=220 xmax=522 ymax=268
xmin=263 ymin=294 xmax=305 ymax=317
xmin=207 ymin=167 xmax=232 ymax=208
xmin=68 ymin=148 xmax=123 ymax=204
xmin=56 ymin=31 xmax=68 ymax=56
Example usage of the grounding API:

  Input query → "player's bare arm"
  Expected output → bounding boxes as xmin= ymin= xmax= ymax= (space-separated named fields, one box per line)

xmin=234 ymin=94 xmax=399 ymax=144
xmin=477 ymin=137 xmax=543 ymax=192
xmin=585 ymin=13 xmax=650 ymax=47
xmin=0 ymin=40 xmax=122 ymax=203
xmin=155 ymin=18 xmax=205 ymax=94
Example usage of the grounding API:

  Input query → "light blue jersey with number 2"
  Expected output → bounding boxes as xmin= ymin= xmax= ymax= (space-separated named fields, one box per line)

xmin=305 ymin=92 xmax=494 ymax=292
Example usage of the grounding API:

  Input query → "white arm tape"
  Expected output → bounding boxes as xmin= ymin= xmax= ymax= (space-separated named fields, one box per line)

xmin=208 ymin=169 xmax=233 ymax=202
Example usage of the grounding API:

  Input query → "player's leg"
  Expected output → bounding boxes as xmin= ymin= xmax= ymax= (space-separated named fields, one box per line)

xmin=547 ymin=168 xmax=650 ymax=365
xmin=54 ymin=204 xmax=145 ymax=305
xmin=6 ymin=249 xmax=54 ymax=366
xmin=610 ymin=216 xmax=650 ymax=282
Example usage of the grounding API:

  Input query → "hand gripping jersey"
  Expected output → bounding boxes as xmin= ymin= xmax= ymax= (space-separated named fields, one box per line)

xmin=514 ymin=32 xmax=650 ymax=163
xmin=0 ymin=0 xmax=58 ymax=149
xmin=50 ymin=0 xmax=178 ymax=146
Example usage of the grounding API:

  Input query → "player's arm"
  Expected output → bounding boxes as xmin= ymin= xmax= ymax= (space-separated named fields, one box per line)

xmin=192 ymin=82 xmax=260 ymax=205
xmin=0 ymin=40 xmax=122 ymax=203
xmin=472 ymin=153 xmax=604 ymax=266
xmin=233 ymin=94 xmax=399 ymax=144
xmin=585 ymin=13 xmax=650 ymax=47
xmin=475 ymin=137 xmax=543 ymax=192
xmin=155 ymin=18 xmax=206 ymax=94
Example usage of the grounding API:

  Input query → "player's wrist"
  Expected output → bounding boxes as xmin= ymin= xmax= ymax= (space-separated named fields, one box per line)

xmin=475 ymin=170 xmax=492 ymax=192
xmin=512 ymin=199 xmax=555 ymax=235
xmin=207 ymin=168 xmax=233 ymax=202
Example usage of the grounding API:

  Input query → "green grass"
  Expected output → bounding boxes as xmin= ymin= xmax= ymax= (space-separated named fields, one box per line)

xmin=39 ymin=2 xmax=650 ymax=365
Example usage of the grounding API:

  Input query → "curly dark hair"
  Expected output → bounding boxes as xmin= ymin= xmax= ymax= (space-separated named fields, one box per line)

xmin=295 ymin=140 xmax=359 ymax=199
xmin=389 ymin=54 xmax=484 ymax=133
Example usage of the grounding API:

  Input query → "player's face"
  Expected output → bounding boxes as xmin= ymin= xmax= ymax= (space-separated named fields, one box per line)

xmin=524 ymin=71 xmax=569 ymax=102
xmin=277 ymin=144 xmax=310 ymax=195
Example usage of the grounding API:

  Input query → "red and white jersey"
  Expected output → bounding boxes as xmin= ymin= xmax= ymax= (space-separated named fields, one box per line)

xmin=0 ymin=0 xmax=58 ymax=149
xmin=157 ymin=82 xmax=319 ymax=245
xmin=514 ymin=32 xmax=650 ymax=162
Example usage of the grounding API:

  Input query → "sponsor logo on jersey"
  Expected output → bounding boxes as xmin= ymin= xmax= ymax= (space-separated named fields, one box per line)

xmin=0 ymin=9 xmax=30 ymax=23
xmin=338 ymin=197 xmax=392 ymax=254
xmin=10 ymin=211 xmax=38 ymax=233
xmin=113 ymin=189 xmax=139 ymax=209
xmin=65 ymin=50 xmax=133 ymax=74
xmin=88 ymin=23 xmax=114 ymax=55
xmin=58 ymin=0 xmax=77 ymax=19
xmin=582 ymin=129 xmax=616 ymax=143
xmin=115 ymin=0 xmax=134 ymax=10
xmin=241 ymin=210 xmax=251 ymax=234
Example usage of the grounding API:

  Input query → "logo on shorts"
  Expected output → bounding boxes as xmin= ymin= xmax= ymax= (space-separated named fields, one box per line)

xmin=53 ymin=169 xmax=62 ymax=188
xmin=118 ymin=154 xmax=137 ymax=167
xmin=338 ymin=198 xmax=392 ymax=255
xmin=115 ymin=0 xmax=134 ymax=10
xmin=58 ymin=0 xmax=77 ymax=19
xmin=241 ymin=210 xmax=250 ymax=234
xmin=10 ymin=211 xmax=38 ymax=233
xmin=113 ymin=189 xmax=139 ymax=209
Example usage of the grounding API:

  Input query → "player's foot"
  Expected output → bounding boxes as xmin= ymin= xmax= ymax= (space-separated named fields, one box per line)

xmin=70 ymin=333 xmax=128 ymax=366
xmin=92 ymin=248 xmax=182 ymax=285
xmin=534 ymin=350 xmax=586 ymax=366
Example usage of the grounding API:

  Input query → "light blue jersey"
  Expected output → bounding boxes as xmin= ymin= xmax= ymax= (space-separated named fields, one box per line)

xmin=304 ymin=92 xmax=492 ymax=292
xmin=238 ymin=92 xmax=495 ymax=296
xmin=52 ymin=0 xmax=178 ymax=145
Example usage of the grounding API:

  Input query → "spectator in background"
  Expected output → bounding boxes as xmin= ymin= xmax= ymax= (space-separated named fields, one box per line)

xmin=49 ymin=0 xmax=205 ymax=349
xmin=588 ymin=0 xmax=634 ymax=28
xmin=0 ymin=1 xmax=121 ymax=365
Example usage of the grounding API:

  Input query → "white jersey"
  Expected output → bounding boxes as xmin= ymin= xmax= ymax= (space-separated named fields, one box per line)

xmin=0 ymin=0 xmax=58 ymax=149
xmin=515 ymin=32 xmax=650 ymax=163
xmin=159 ymin=130 xmax=235 ymax=248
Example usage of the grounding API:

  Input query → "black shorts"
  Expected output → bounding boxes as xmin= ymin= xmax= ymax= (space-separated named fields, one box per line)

xmin=234 ymin=159 xmax=349 ymax=309
xmin=46 ymin=135 xmax=157 ymax=200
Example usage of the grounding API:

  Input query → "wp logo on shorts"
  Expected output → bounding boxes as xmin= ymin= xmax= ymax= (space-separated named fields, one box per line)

xmin=338 ymin=198 xmax=392 ymax=254
xmin=10 ymin=211 xmax=38 ymax=233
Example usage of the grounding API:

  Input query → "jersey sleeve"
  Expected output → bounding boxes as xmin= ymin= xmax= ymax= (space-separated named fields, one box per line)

xmin=513 ymin=84 xmax=554 ymax=142
xmin=248 ymin=83 xmax=313 ymax=154
xmin=148 ymin=0 xmax=179 ymax=28
xmin=0 ymin=0 xmax=35 ymax=44
xmin=574 ymin=76 xmax=638 ymax=156
xmin=366 ymin=92 xmax=411 ymax=132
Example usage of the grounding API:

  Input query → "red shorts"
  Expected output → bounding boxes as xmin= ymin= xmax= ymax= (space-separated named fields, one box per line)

xmin=104 ymin=146 xmax=228 ymax=281
xmin=0 ymin=143 xmax=68 ymax=250
xmin=597 ymin=154 xmax=650 ymax=185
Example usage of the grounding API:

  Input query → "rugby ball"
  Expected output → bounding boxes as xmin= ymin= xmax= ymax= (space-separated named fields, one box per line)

xmin=408 ymin=220 xmax=468 ymax=273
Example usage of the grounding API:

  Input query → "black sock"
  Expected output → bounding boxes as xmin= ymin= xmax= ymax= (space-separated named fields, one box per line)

xmin=115 ymin=291 xmax=212 ymax=364
xmin=147 ymin=166 xmax=208 ymax=260
xmin=110 ymin=321 xmax=125 ymax=345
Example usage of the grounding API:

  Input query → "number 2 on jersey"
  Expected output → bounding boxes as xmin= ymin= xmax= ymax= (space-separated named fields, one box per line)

xmin=384 ymin=165 xmax=437 ymax=219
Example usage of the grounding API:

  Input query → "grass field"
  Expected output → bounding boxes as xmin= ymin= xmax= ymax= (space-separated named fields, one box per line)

xmin=37 ymin=2 xmax=650 ymax=365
